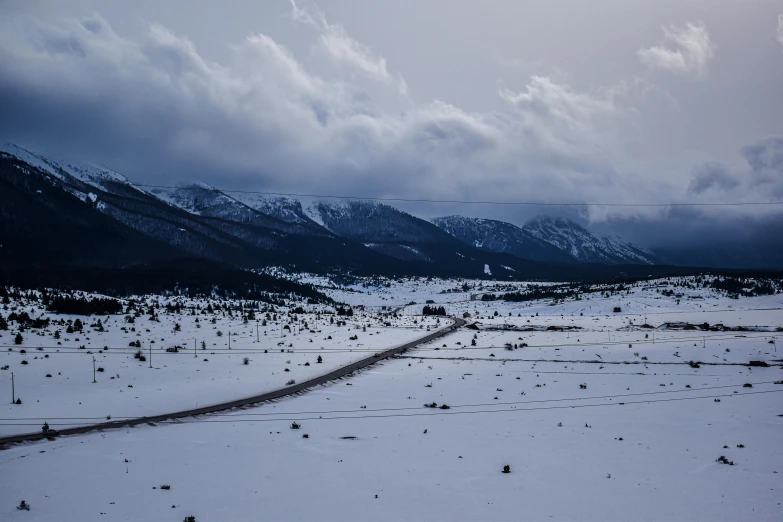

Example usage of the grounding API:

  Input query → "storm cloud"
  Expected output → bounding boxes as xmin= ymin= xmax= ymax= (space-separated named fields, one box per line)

xmin=0 ymin=0 xmax=781 ymax=253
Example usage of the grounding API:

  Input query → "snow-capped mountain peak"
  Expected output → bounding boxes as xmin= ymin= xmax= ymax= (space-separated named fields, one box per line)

xmin=522 ymin=215 xmax=655 ymax=265
xmin=1 ymin=143 xmax=134 ymax=189
xmin=233 ymin=193 xmax=315 ymax=225
xmin=431 ymin=215 xmax=575 ymax=264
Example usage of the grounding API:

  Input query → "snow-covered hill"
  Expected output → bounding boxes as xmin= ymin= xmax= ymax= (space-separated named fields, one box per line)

xmin=522 ymin=215 xmax=656 ymax=265
xmin=300 ymin=200 xmax=463 ymax=262
xmin=146 ymin=184 xmax=328 ymax=237
xmin=233 ymin=193 xmax=319 ymax=226
xmin=0 ymin=143 xmax=143 ymax=202
xmin=432 ymin=216 xmax=575 ymax=264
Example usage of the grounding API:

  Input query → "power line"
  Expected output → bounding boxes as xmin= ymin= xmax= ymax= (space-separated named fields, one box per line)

xmin=1 ymin=381 xmax=777 ymax=424
xmin=133 ymin=184 xmax=783 ymax=208
xmin=2 ymin=389 xmax=778 ymax=427
xmin=3 ymin=331 xmax=778 ymax=355
xmin=168 ymin=381 xmax=783 ymax=418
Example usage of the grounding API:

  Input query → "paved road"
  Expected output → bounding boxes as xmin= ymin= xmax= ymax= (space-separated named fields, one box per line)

xmin=0 ymin=316 xmax=465 ymax=448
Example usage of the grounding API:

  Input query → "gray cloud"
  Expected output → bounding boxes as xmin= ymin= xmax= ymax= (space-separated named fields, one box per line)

xmin=0 ymin=1 xmax=781 ymax=257
xmin=638 ymin=22 xmax=714 ymax=79
xmin=0 ymin=7 xmax=651 ymax=209
xmin=778 ymin=14 xmax=783 ymax=50
xmin=290 ymin=0 xmax=407 ymax=96
xmin=686 ymin=136 xmax=783 ymax=200
xmin=743 ymin=136 xmax=783 ymax=187
xmin=687 ymin=162 xmax=740 ymax=194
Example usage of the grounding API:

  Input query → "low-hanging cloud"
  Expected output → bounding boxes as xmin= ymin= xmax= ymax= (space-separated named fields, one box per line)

xmin=743 ymin=136 xmax=783 ymax=189
xmin=638 ymin=22 xmax=714 ymax=79
xmin=687 ymin=162 xmax=740 ymax=194
xmin=687 ymin=136 xmax=783 ymax=198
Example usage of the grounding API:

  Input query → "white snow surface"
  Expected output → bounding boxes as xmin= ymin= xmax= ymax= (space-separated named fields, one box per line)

xmin=1 ymin=277 xmax=781 ymax=521
xmin=0 ymin=299 xmax=439 ymax=437
xmin=302 ymin=201 xmax=328 ymax=229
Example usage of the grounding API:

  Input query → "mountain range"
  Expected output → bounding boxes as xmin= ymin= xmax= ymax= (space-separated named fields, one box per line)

xmin=1 ymin=143 xmax=760 ymax=292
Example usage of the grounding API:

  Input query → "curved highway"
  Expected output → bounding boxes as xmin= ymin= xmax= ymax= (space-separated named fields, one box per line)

xmin=0 ymin=316 xmax=465 ymax=448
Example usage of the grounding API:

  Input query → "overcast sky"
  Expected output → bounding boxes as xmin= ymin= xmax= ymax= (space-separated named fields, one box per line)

xmin=0 ymin=0 xmax=781 ymax=249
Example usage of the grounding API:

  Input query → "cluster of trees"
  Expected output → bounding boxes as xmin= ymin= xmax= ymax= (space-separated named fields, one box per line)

xmin=336 ymin=306 xmax=354 ymax=316
xmin=481 ymin=282 xmax=632 ymax=303
xmin=710 ymin=276 xmax=779 ymax=297
xmin=422 ymin=305 xmax=446 ymax=316
xmin=47 ymin=295 xmax=123 ymax=315
xmin=5 ymin=311 xmax=50 ymax=329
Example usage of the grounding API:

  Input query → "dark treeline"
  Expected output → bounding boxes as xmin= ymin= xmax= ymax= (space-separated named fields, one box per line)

xmin=710 ymin=277 xmax=778 ymax=297
xmin=481 ymin=274 xmax=782 ymax=303
xmin=0 ymin=260 xmax=330 ymax=304
xmin=46 ymin=295 xmax=123 ymax=315
xmin=481 ymin=282 xmax=627 ymax=302
xmin=422 ymin=305 xmax=447 ymax=316
xmin=336 ymin=306 xmax=354 ymax=316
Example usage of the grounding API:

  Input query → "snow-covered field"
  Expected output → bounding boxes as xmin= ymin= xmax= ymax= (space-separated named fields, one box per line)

xmin=1 ymin=276 xmax=782 ymax=521
xmin=0 ymin=296 xmax=441 ymax=437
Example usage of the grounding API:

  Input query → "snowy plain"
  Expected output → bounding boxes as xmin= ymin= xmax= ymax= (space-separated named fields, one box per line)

xmin=0 ymin=299 xmax=440 ymax=437
xmin=0 ymin=276 xmax=781 ymax=521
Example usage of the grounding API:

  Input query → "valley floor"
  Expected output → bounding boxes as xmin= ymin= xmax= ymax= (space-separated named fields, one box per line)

xmin=0 ymin=277 xmax=781 ymax=521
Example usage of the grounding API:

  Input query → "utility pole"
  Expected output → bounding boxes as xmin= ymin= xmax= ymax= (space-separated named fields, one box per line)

xmin=149 ymin=343 xmax=152 ymax=369
xmin=256 ymin=320 xmax=259 ymax=343
xmin=229 ymin=331 xmax=231 ymax=349
xmin=92 ymin=356 xmax=97 ymax=383
xmin=194 ymin=338 xmax=197 ymax=358
xmin=11 ymin=372 xmax=14 ymax=404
